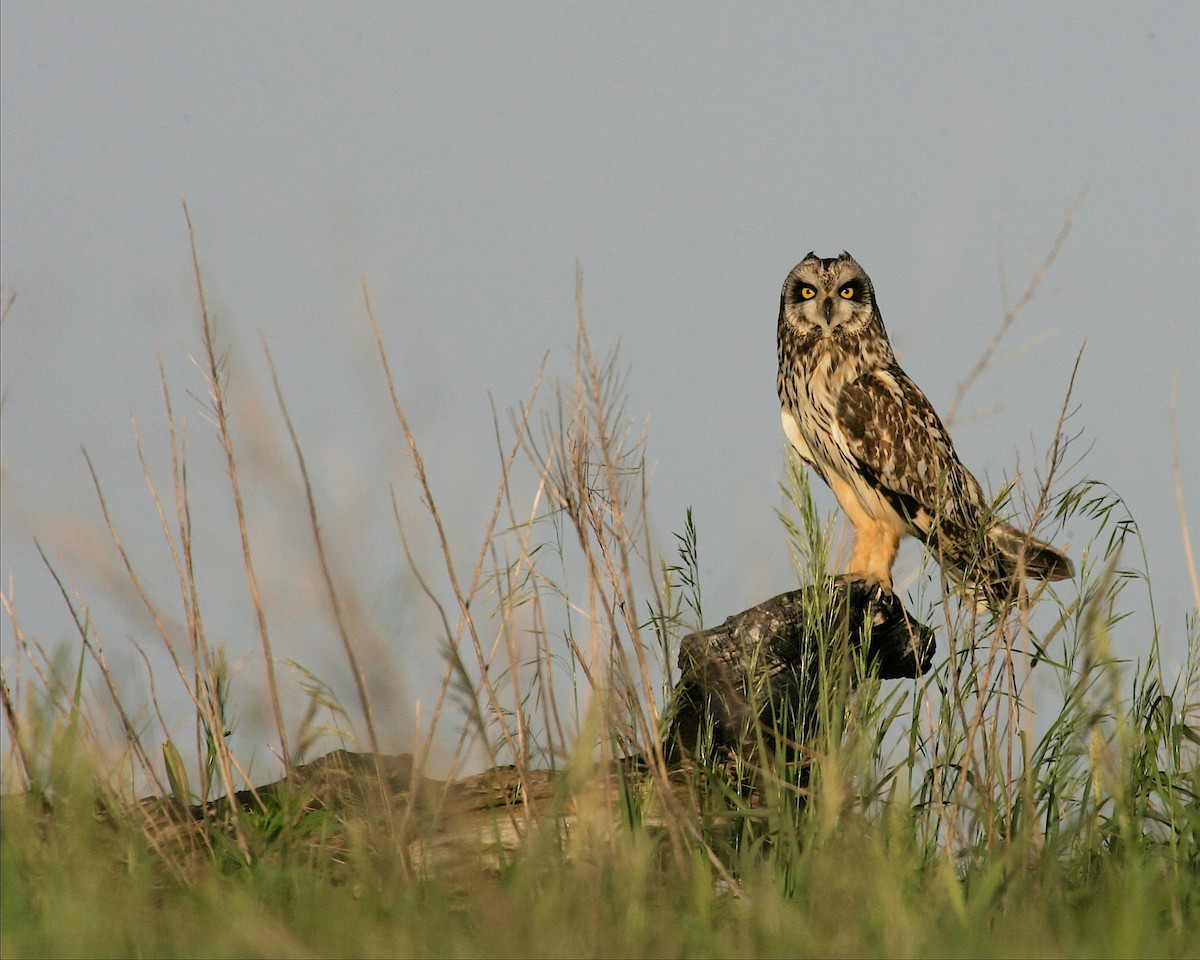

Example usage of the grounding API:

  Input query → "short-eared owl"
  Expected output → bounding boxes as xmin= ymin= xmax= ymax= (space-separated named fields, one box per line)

xmin=776 ymin=251 xmax=1072 ymax=607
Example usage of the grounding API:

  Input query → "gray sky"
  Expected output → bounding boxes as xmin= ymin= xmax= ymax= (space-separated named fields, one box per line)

xmin=2 ymin=2 xmax=1198 ymax=775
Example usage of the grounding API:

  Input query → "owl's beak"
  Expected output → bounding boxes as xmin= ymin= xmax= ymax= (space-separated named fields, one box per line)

xmin=822 ymin=298 xmax=834 ymax=322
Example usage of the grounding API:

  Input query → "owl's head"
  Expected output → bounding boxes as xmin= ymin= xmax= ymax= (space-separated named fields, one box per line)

xmin=778 ymin=251 xmax=883 ymax=341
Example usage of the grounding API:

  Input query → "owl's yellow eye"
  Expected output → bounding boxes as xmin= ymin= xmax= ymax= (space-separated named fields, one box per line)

xmin=799 ymin=285 xmax=816 ymax=300
xmin=840 ymin=286 xmax=856 ymax=299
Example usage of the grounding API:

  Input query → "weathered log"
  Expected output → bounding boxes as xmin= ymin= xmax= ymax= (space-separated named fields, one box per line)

xmin=119 ymin=583 xmax=935 ymax=875
xmin=125 ymin=748 xmax=674 ymax=881
xmin=666 ymin=579 xmax=936 ymax=764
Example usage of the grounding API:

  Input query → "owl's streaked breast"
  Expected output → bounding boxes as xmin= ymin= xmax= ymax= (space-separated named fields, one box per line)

xmin=781 ymin=337 xmax=865 ymax=468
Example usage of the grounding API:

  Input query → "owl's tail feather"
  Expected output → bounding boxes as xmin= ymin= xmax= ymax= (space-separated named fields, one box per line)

xmin=986 ymin=522 xmax=1074 ymax=582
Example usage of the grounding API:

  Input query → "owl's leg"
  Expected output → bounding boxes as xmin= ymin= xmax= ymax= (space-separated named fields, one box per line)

xmin=829 ymin=475 xmax=898 ymax=594
xmin=863 ymin=520 xmax=900 ymax=593
xmin=845 ymin=518 xmax=897 ymax=594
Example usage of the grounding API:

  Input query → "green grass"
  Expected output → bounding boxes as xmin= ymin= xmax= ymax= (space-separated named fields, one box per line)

xmin=2 ymin=749 xmax=1195 ymax=958
xmin=2 ymin=231 xmax=1198 ymax=957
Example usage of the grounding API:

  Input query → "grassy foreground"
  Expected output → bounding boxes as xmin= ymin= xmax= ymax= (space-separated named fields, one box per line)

xmin=2 ymin=233 xmax=1198 ymax=957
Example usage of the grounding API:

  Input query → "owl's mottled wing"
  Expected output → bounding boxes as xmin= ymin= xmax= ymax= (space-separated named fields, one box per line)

xmin=836 ymin=366 xmax=982 ymax=537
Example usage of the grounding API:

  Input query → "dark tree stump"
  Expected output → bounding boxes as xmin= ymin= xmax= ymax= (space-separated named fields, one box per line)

xmin=666 ymin=579 xmax=936 ymax=765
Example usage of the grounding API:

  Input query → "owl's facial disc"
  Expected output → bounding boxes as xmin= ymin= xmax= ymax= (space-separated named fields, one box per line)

xmin=783 ymin=255 xmax=873 ymax=338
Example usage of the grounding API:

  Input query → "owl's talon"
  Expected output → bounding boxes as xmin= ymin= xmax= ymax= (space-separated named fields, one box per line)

xmin=832 ymin=571 xmax=893 ymax=603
